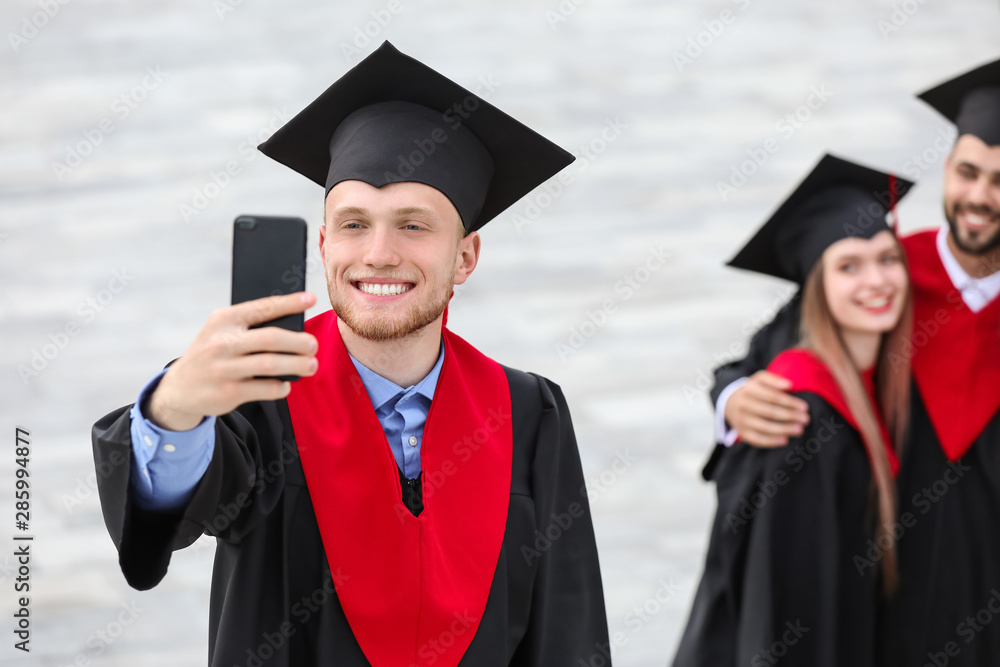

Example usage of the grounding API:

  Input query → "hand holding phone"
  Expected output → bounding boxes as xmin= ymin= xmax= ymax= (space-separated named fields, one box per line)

xmin=146 ymin=215 xmax=316 ymax=431
xmin=148 ymin=292 xmax=318 ymax=431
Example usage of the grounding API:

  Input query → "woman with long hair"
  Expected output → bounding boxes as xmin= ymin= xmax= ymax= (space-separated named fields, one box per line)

xmin=673 ymin=155 xmax=914 ymax=667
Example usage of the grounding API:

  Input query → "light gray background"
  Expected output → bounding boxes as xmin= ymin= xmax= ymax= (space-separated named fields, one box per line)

xmin=1 ymin=0 xmax=998 ymax=664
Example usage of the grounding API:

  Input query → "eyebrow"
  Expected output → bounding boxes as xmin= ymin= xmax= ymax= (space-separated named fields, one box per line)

xmin=327 ymin=205 xmax=442 ymax=220
xmin=328 ymin=206 xmax=370 ymax=219
xmin=955 ymin=160 xmax=1000 ymax=178
xmin=393 ymin=206 xmax=441 ymax=220
xmin=834 ymin=248 xmax=899 ymax=262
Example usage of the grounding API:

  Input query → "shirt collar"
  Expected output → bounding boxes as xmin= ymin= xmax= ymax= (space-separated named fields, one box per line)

xmin=937 ymin=224 xmax=974 ymax=290
xmin=348 ymin=340 xmax=445 ymax=411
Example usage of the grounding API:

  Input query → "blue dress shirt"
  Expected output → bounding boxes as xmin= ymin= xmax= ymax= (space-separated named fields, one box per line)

xmin=129 ymin=342 xmax=444 ymax=511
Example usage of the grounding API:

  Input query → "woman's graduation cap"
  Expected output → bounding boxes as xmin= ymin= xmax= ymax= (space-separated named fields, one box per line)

xmin=257 ymin=41 xmax=574 ymax=234
xmin=727 ymin=154 xmax=915 ymax=285
xmin=918 ymin=57 xmax=1000 ymax=147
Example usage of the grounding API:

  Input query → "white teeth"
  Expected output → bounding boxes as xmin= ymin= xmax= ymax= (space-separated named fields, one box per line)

xmin=357 ymin=282 xmax=411 ymax=296
xmin=861 ymin=297 xmax=889 ymax=308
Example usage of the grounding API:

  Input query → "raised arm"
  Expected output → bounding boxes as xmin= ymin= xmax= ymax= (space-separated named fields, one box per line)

xmin=709 ymin=291 xmax=803 ymax=407
xmin=91 ymin=292 xmax=318 ymax=589
xmin=703 ymin=293 xmax=808 ymax=478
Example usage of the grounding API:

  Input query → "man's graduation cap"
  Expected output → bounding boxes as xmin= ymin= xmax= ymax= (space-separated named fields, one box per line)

xmin=257 ymin=41 xmax=574 ymax=234
xmin=918 ymin=58 xmax=1000 ymax=147
xmin=728 ymin=154 xmax=915 ymax=285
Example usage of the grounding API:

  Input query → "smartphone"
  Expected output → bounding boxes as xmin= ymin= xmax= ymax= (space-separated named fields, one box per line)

xmin=231 ymin=214 xmax=308 ymax=381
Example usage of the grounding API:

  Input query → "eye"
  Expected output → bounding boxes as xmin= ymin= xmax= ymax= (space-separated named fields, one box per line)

xmin=958 ymin=166 xmax=978 ymax=181
xmin=880 ymin=253 xmax=901 ymax=265
xmin=402 ymin=222 xmax=425 ymax=231
xmin=838 ymin=262 xmax=858 ymax=273
xmin=343 ymin=221 xmax=364 ymax=230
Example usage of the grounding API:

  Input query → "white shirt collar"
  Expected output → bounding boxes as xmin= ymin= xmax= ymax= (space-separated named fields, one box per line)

xmin=935 ymin=225 xmax=1000 ymax=313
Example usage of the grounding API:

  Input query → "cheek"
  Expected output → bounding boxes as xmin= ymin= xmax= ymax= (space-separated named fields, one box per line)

xmin=321 ymin=249 xmax=350 ymax=284
xmin=942 ymin=175 xmax=961 ymax=202
xmin=825 ymin=274 xmax=870 ymax=326
xmin=948 ymin=182 xmax=971 ymax=206
xmin=434 ymin=247 xmax=461 ymax=279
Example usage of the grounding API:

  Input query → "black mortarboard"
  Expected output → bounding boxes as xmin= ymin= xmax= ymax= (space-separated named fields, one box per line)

xmin=257 ymin=41 xmax=574 ymax=234
xmin=727 ymin=154 xmax=915 ymax=284
xmin=918 ymin=58 xmax=1000 ymax=147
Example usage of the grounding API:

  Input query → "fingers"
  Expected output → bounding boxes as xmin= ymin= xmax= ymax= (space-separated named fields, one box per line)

xmin=227 ymin=292 xmax=316 ymax=328
xmin=745 ymin=372 xmax=810 ymax=422
xmin=743 ymin=389 xmax=810 ymax=424
xmin=224 ymin=327 xmax=318 ymax=357
xmin=228 ymin=352 xmax=318 ymax=381
xmin=739 ymin=429 xmax=792 ymax=448
xmin=238 ymin=378 xmax=293 ymax=404
xmin=742 ymin=414 xmax=803 ymax=438
xmin=754 ymin=370 xmax=792 ymax=390
xmin=726 ymin=370 xmax=811 ymax=449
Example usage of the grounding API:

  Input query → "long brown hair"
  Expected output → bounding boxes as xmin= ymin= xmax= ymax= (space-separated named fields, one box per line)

xmin=798 ymin=238 xmax=912 ymax=594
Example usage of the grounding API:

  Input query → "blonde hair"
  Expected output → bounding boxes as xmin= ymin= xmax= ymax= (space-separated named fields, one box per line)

xmin=798 ymin=241 xmax=912 ymax=595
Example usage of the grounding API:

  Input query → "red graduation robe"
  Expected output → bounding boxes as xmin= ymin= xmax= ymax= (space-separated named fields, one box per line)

xmin=901 ymin=230 xmax=1000 ymax=461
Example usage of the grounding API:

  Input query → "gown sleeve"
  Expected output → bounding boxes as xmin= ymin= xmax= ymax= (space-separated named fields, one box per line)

xmin=702 ymin=293 xmax=802 ymax=480
xmin=509 ymin=375 xmax=613 ymax=666
xmin=91 ymin=383 xmax=292 ymax=591
xmin=674 ymin=393 xmax=880 ymax=667
xmin=708 ymin=291 xmax=802 ymax=408
xmin=129 ymin=369 xmax=217 ymax=511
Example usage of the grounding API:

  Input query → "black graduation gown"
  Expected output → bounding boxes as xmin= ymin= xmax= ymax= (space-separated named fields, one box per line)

xmin=705 ymin=291 xmax=1000 ymax=666
xmin=673 ymin=388 xmax=881 ymax=667
xmin=880 ymin=394 xmax=1000 ymax=667
xmin=90 ymin=365 xmax=611 ymax=666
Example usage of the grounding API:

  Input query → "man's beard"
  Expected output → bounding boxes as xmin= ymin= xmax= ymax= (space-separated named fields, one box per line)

xmin=946 ymin=201 xmax=1000 ymax=256
xmin=328 ymin=275 xmax=453 ymax=342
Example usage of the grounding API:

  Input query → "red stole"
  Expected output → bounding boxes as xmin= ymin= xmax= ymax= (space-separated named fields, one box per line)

xmin=286 ymin=310 xmax=513 ymax=667
xmin=767 ymin=348 xmax=900 ymax=476
xmin=901 ymin=230 xmax=1000 ymax=461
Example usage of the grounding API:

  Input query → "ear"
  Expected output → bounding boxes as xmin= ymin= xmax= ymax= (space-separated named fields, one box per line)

xmin=318 ymin=221 xmax=329 ymax=280
xmin=453 ymin=231 xmax=481 ymax=286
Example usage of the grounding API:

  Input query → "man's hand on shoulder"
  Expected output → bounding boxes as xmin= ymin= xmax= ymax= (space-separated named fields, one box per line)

xmin=724 ymin=370 xmax=811 ymax=448
xmin=148 ymin=292 xmax=319 ymax=431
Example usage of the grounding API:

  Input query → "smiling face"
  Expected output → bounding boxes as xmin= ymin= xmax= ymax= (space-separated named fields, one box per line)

xmin=821 ymin=230 xmax=909 ymax=336
xmin=320 ymin=180 xmax=480 ymax=341
xmin=944 ymin=134 xmax=1000 ymax=255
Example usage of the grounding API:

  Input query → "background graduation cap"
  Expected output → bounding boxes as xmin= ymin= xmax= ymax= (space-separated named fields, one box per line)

xmin=727 ymin=154 xmax=915 ymax=285
xmin=918 ymin=57 xmax=1000 ymax=147
xmin=258 ymin=41 xmax=574 ymax=234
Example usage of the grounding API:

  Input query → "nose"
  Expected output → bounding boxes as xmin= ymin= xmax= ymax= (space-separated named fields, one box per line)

xmin=861 ymin=260 xmax=892 ymax=289
xmin=362 ymin=225 xmax=400 ymax=268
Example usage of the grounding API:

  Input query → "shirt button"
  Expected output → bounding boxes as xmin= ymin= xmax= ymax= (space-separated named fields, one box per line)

xmin=143 ymin=435 xmax=153 ymax=447
xmin=408 ymin=436 xmax=418 ymax=447
xmin=163 ymin=444 xmax=177 ymax=453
